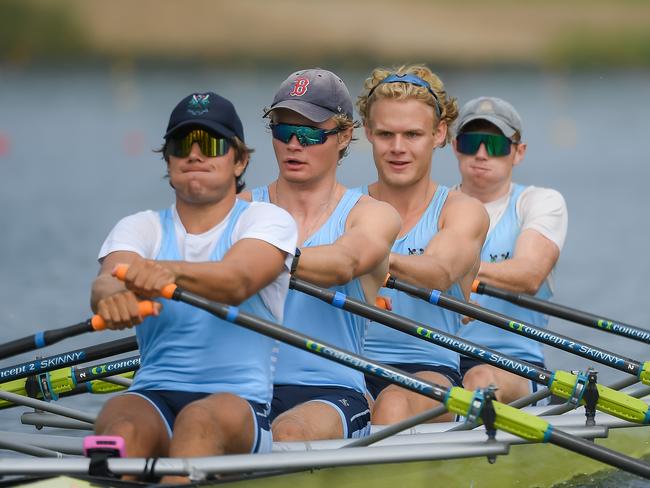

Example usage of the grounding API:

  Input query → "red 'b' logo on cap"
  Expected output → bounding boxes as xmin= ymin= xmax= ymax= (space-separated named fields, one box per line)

xmin=289 ymin=77 xmax=310 ymax=97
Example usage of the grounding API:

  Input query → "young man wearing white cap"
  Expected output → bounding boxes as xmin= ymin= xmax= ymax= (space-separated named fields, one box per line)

xmin=355 ymin=65 xmax=489 ymax=424
xmin=91 ymin=92 xmax=297 ymax=482
xmin=453 ymin=96 xmax=568 ymax=403
xmin=241 ymin=69 xmax=401 ymax=441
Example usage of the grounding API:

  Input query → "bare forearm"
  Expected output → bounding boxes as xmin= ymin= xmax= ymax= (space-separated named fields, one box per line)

xmin=389 ymin=253 xmax=455 ymax=291
xmin=294 ymin=245 xmax=358 ymax=288
xmin=478 ymin=259 xmax=547 ymax=294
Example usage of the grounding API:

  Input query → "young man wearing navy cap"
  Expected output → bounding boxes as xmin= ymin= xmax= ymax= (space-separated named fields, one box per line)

xmin=241 ymin=69 xmax=401 ymax=441
xmin=453 ymin=97 xmax=567 ymax=403
xmin=91 ymin=92 xmax=297 ymax=482
xmin=355 ymin=65 xmax=489 ymax=425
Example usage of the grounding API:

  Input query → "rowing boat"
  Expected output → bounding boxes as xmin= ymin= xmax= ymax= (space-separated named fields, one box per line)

xmin=0 ymin=402 xmax=649 ymax=487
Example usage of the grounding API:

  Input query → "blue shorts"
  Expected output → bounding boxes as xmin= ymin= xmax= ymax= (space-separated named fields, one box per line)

xmin=459 ymin=357 xmax=550 ymax=406
xmin=127 ymin=390 xmax=272 ymax=453
xmin=364 ymin=363 xmax=462 ymax=401
xmin=271 ymin=385 xmax=371 ymax=439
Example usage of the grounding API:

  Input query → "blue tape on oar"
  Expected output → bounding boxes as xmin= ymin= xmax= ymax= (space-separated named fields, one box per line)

xmin=332 ymin=292 xmax=346 ymax=309
xmin=225 ymin=307 xmax=240 ymax=323
xmin=644 ymin=408 xmax=650 ymax=425
xmin=34 ymin=331 xmax=46 ymax=349
xmin=543 ymin=425 xmax=553 ymax=442
xmin=428 ymin=290 xmax=441 ymax=304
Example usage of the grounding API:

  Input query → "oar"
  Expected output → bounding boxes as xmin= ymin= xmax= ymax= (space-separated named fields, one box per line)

xmin=0 ymin=355 xmax=140 ymax=409
xmin=112 ymin=265 xmax=650 ymax=479
xmin=289 ymin=278 xmax=650 ymax=426
xmin=0 ymin=302 xmax=154 ymax=361
xmin=472 ymin=280 xmax=650 ymax=345
xmin=384 ymin=276 xmax=650 ymax=386
xmin=0 ymin=336 xmax=138 ymax=384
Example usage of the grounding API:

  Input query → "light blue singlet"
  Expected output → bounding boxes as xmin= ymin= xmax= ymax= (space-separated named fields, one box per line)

xmin=130 ymin=199 xmax=278 ymax=405
xmin=250 ymin=186 xmax=368 ymax=394
xmin=459 ymin=184 xmax=551 ymax=363
xmin=355 ymin=185 xmax=464 ymax=371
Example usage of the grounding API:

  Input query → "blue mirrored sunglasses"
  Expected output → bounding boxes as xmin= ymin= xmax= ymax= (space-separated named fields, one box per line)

xmin=270 ymin=123 xmax=340 ymax=146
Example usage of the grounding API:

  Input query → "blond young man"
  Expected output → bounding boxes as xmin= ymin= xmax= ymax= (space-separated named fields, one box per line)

xmin=356 ymin=66 xmax=488 ymax=424
xmin=240 ymin=69 xmax=401 ymax=441
xmin=453 ymin=97 xmax=567 ymax=403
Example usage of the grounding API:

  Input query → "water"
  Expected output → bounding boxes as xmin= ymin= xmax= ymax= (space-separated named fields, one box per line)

xmin=0 ymin=65 xmax=649 ymax=482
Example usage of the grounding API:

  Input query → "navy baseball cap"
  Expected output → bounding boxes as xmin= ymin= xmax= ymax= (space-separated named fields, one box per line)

xmin=164 ymin=92 xmax=245 ymax=141
xmin=264 ymin=68 xmax=354 ymax=123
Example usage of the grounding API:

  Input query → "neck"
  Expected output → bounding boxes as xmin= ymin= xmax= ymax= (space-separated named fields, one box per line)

xmin=371 ymin=178 xmax=436 ymax=221
xmin=175 ymin=193 xmax=236 ymax=234
xmin=460 ymin=179 xmax=511 ymax=204
xmin=272 ymin=176 xmax=343 ymax=242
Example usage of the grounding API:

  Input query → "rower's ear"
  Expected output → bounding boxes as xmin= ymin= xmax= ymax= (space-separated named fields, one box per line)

xmin=512 ymin=142 xmax=527 ymax=167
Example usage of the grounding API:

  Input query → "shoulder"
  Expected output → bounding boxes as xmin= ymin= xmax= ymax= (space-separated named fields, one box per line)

xmin=112 ymin=209 xmax=161 ymax=231
xmin=518 ymin=186 xmax=567 ymax=212
xmin=235 ymin=201 xmax=298 ymax=253
xmin=242 ymin=200 xmax=295 ymax=225
xmin=444 ymin=190 xmax=489 ymax=219
xmin=351 ymin=194 xmax=401 ymax=227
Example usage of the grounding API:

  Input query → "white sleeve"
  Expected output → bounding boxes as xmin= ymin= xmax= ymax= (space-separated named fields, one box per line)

xmin=516 ymin=187 xmax=568 ymax=251
xmin=97 ymin=210 xmax=162 ymax=261
xmin=233 ymin=202 xmax=298 ymax=268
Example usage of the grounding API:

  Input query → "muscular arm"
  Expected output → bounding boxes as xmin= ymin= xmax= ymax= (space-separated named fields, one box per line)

xmin=478 ymin=229 xmax=559 ymax=294
xmin=389 ymin=192 xmax=488 ymax=297
xmin=294 ymin=198 xmax=401 ymax=289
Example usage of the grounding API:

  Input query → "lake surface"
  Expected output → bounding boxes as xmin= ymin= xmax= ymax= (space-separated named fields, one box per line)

xmin=0 ymin=65 xmax=649 ymax=483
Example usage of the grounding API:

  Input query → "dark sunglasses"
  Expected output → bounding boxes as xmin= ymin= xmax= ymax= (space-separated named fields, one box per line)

xmin=456 ymin=132 xmax=513 ymax=157
xmin=270 ymin=123 xmax=340 ymax=147
xmin=167 ymin=129 xmax=231 ymax=158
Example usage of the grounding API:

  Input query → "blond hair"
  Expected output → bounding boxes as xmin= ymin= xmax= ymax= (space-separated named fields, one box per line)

xmin=357 ymin=65 xmax=458 ymax=146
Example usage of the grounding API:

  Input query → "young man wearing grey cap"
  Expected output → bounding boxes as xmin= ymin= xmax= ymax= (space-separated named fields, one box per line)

xmin=355 ymin=65 xmax=488 ymax=425
xmin=91 ymin=92 xmax=297 ymax=481
xmin=241 ymin=69 xmax=400 ymax=441
xmin=453 ymin=96 xmax=568 ymax=403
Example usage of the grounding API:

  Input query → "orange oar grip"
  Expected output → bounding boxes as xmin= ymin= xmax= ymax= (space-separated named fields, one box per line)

xmin=90 ymin=300 xmax=157 ymax=331
xmin=161 ymin=284 xmax=178 ymax=300
xmin=113 ymin=264 xmax=129 ymax=281
xmin=471 ymin=279 xmax=480 ymax=293
xmin=375 ymin=296 xmax=389 ymax=310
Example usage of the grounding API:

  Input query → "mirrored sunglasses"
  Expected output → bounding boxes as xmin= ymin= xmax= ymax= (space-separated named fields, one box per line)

xmin=167 ymin=129 xmax=231 ymax=158
xmin=456 ymin=132 xmax=512 ymax=157
xmin=270 ymin=123 xmax=340 ymax=147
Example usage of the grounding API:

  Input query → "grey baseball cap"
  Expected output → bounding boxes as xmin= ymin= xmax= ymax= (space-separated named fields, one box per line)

xmin=264 ymin=68 xmax=354 ymax=123
xmin=455 ymin=97 xmax=523 ymax=139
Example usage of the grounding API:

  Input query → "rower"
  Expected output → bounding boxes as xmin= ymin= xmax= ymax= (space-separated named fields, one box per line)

xmin=355 ymin=65 xmax=489 ymax=424
xmin=239 ymin=68 xmax=401 ymax=441
xmin=452 ymin=97 xmax=568 ymax=403
xmin=91 ymin=92 xmax=297 ymax=483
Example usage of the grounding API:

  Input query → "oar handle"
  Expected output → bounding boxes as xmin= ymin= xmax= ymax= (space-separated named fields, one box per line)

xmin=90 ymin=301 xmax=156 ymax=331
xmin=113 ymin=264 xmax=178 ymax=300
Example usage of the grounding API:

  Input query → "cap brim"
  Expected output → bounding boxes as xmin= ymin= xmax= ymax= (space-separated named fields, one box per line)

xmin=164 ymin=120 xmax=237 ymax=140
xmin=263 ymin=100 xmax=336 ymax=123
xmin=456 ymin=115 xmax=517 ymax=139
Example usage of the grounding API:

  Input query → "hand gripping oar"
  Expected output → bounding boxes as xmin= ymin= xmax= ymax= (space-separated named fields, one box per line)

xmin=0 ymin=355 xmax=140 ymax=409
xmin=473 ymin=280 xmax=650 ymax=345
xmin=112 ymin=266 xmax=650 ymax=479
xmin=0 ymin=336 xmax=138 ymax=383
xmin=0 ymin=302 xmax=154 ymax=361
xmin=289 ymin=277 xmax=650 ymax=426
xmin=384 ymin=276 xmax=650 ymax=386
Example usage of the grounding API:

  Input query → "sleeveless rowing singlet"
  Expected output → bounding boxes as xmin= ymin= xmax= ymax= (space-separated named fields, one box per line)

xmin=131 ymin=199 xmax=278 ymax=404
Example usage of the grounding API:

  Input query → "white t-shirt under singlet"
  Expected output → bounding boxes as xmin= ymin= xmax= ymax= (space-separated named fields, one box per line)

xmin=98 ymin=201 xmax=298 ymax=321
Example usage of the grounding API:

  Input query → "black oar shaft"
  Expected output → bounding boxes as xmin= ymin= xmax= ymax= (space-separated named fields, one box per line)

xmin=388 ymin=277 xmax=643 ymax=377
xmin=290 ymin=277 xmax=552 ymax=385
xmin=72 ymin=355 xmax=140 ymax=384
xmin=169 ymin=285 xmax=650 ymax=479
xmin=0 ymin=336 xmax=138 ymax=383
xmin=175 ymin=288 xmax=449 ymax=402
xmin=0 ymin=320 xmax=92 ymax=361
xmin=476 ymin=281 xmax=650 ymax=345
xmin=549 ymin=428 xmax=650 ymax=479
